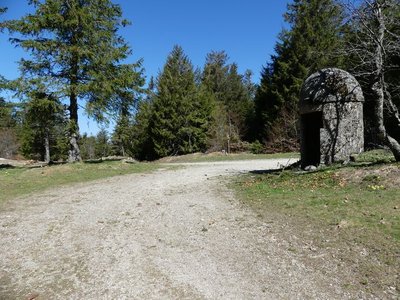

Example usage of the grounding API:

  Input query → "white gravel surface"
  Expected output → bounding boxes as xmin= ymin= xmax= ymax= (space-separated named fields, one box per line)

xmin=0 ymin=159 xmax=365 ymax=299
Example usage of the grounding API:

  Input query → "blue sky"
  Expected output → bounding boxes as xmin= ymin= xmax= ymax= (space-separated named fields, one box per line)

xmin=0 ymin=0 xmax=291 ymax=135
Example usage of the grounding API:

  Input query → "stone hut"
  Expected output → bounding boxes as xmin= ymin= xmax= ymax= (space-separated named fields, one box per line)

xmin=299 ymin=68 xmax=364 ymax=168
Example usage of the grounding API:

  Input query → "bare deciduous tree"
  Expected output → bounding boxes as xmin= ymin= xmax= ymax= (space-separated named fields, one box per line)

xmin=341 ymin=0 xmax=400 ymax=159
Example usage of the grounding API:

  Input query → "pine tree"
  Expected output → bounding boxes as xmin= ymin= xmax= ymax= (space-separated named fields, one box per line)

xmin=202 ymin=51 xmax=230 ymax=103
xmin=254 ymin=0 xmax=344 ymax=149
xmin=79 ymin=134 xmax=96 ymax=160
xmin=2 ymin=0 xmax=143 ymax=162
xmin=130 ymin=99 xmax=154 ymax=160
xmin=94 ymin=129 xmax=112 ymax=158
xmin=0 ymin=98 xmax=21 ymax=158
xmin=202 ymin=51 xmax=254 ymax=151
xmin=224 ymin=64 xmax=254 ymax=142
xmin=149 ymin=45 xmax=211 ymax=158
xmin=0 ymin=7 xmax=7 ymax=91
xmin=20 ymin=91 xmax=67 ymax=162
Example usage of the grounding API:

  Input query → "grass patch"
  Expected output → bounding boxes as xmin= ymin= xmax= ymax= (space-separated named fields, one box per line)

xmin=355 ymin=149 xmax=395 ymax=164
xmin=238 ymin=166 xmax=399 ymax=241
xmin=235 ymin=163 xmax=400 ymax=294
xmin=159 ymin=152 xmax=299 ymax=163
xmin=0 ymin=161 xmax=163 ymax=204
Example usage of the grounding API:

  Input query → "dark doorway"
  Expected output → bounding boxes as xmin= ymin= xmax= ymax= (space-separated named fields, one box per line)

xmin=301 ymin=111 xmax=323 ymax=168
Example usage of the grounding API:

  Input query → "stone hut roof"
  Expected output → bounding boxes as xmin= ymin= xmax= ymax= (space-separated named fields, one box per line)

xmin=300 ymin=68 xmax=364 ymax=105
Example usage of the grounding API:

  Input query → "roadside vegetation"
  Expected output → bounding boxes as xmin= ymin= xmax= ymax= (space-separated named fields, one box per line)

xmin=0 ymin=161 xmax=162 ymax=204
xmin=235 ymin=150 xmax=399 ymax=295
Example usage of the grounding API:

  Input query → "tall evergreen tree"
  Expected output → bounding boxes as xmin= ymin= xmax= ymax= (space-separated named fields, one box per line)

xmin=0 ymin=7 xmax=7 ymax=89
xmin=254 ymin=0 xmax=344 ymax=148
xmin=1 ymin=0 xmax=143 ymax=162
xmin=94 ymin=129 xmax=112 ymax=158
xmin=79 ymin=133 xmax=96 ymax=160
xmin=224 ymin=64 xmax=254 ymax=141
xmin=130 ymin=99 xmax=154 ymax=160
xmin=148 ymin=45 xmax=212 ymax=158
xmin=0 ymin=98 xmax=21 ymax=158
xmin=111 ymin=63 xmax=145 ymax=156
xmin=202 ymin=51 xmax=254 ymax=151
xmin=20 ymin=91 xmax=68 ymax=162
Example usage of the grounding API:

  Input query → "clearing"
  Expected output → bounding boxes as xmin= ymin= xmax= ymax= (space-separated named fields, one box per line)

xmin=0 ymin=158 xmax=397 ymax=299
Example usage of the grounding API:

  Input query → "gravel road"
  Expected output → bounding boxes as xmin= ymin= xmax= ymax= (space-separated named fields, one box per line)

xmin=0 ymin=159 xmax=364 ymax=299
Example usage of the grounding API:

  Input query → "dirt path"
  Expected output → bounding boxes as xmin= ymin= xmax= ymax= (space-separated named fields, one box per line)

xmin=0 ymin=159 xmax=364 ymax=299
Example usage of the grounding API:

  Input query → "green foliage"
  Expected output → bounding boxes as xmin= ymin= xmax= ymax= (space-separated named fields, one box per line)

xmin=2 ymin=0 xmax=144 ymax=162
xmin=250 ymin=140 xmax=264 ymax=154
xmin=20 ymin=92 xmax=68 ymax=161
xmin=254 ymin=0 xmax=345 ymax=147
xmin=94 ymin=129 xmax=112 ymax=158
xmin=147 ymin=45 xmax=213 ymax=159
xmin=79 ymin=134 xmax=97 ymax=160
xmin=112 ymin=114 xmax=130 ymax=156
xmin=355 ymin=149 xmax=395 ymax=164
xmin=129 ymin=99 xmax=155 ymax=160
xmin=130 ymin=48 xmax=255 ymax=160
xmin=0 ymin=98 xmax=23 ymax=158
xmin=0 ymin=98 xmax=19 ymax=129
xmin=79 ymin=130 xmax=112 ymax=160
xmin=202 ymin=51 xmax=255 ymax=149
xmin=207 ymin=101 xmax=228 ymax=151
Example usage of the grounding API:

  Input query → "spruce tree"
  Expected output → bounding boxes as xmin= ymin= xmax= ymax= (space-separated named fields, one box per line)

xmin=254 ymin=0 xmax=344 ymax=148
xmin=79 ymin=134 xmax=96 ymax=160
xmin=0 ymin=98 xmax=21 ymax=158
xmin=94 ymin=129 xmax=112 ymax=158
xmin=149 ymin=45 xmax=212 ymax=158
xmin=20 ymin=91 xmax=67 ymax=162
xmin=0 ymin=7 xmax=7 ymax=89
xmin=1 ymin=0 xmax=143 ymax=162
xmin=202 ymin=51 xmax=254 ymax=151
xmin=224 ymin=64 xmax=254 ymax=141
xmin=130 ymin=99 xmax=154 ymax=160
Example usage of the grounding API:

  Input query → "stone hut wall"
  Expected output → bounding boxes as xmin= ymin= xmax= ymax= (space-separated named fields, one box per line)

xmin=300 ymin=68 xmax=364 ymax=167
xmin=320 ymin=101 xmax=364 ymax=164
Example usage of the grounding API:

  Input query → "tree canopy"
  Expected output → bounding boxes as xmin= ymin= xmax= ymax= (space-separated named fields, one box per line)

xmin=2 ymin=0 xmax=144 ymax=161
xmin=148 ymin=45 xmax=213 ymax=158
xmin=1 ymin=0 xmax=400 ymax=162
xmin=254 ymin=0 xmax=345 ymax=150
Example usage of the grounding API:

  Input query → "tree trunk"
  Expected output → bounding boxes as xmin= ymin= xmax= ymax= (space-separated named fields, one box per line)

xmin=68 ymin=52 xmax=82 ymax=163
xmin=371 ymin=1 xmax=400 ymax=161
xmin=384 ymin=89 xmax=400 ymax=141
xmin=121 ymin=144 xmax=125 ymax=157
xmin=68 ymin=90 xmax=82 ymax=162
xmin=44 ymin=129 xmax=50 ymax=163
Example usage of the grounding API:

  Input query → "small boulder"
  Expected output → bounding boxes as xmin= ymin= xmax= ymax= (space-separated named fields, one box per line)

xmin=304 ymin=165 xmax=317 ymax=171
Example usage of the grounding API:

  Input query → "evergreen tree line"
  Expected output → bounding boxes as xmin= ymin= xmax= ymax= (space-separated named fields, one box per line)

xmin=120 ymin=46 xmax=255 ymax=161
xmin=254 ymin=0 xmax=400 ymax=155
xmin=1 ymin=0 xmax=399 ymax=162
